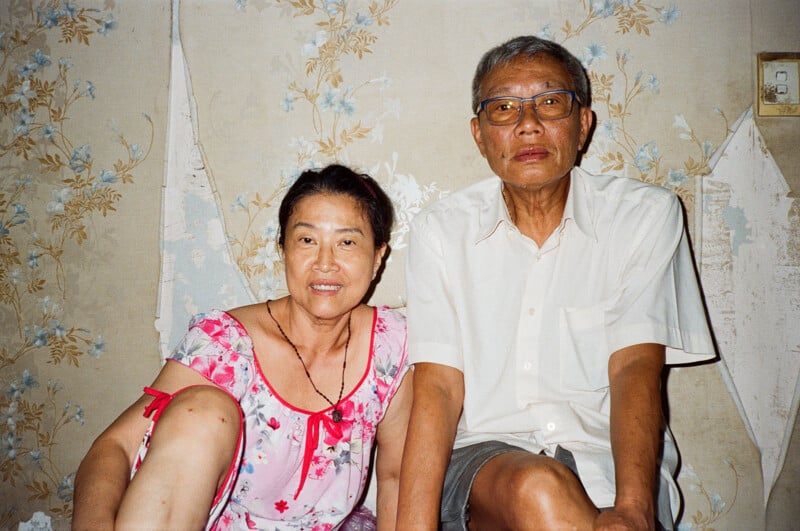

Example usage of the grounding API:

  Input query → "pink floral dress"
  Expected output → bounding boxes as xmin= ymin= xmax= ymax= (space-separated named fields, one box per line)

xmin=158 ymin=306 xmax=408 ymax=530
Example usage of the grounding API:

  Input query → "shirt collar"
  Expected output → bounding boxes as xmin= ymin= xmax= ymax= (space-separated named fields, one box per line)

xmin=474 ymin=168 xmax=597 ymax=244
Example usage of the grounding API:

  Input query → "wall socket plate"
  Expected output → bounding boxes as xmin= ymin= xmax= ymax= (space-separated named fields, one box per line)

xmin=758 ymin=52 xmax=800 ymax=117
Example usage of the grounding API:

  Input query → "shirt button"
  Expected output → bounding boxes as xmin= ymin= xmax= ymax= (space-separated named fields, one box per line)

xmin=546 ymin=422 xmax=556 ymax=431
xmin=523 ymin=362 xmax=532 ymax=371
xmin=528 ymin=307 xmax=535 ymax=316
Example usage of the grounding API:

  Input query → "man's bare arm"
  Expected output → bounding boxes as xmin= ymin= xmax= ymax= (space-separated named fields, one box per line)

xmin=396 ymin=362 xmax=464 ymax=529
xmin=595 ymin=343 xmax=665 ymax=531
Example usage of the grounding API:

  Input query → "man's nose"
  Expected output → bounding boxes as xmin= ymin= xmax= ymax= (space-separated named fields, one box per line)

xmin=516 ymin=102 xmax=544 ymax=133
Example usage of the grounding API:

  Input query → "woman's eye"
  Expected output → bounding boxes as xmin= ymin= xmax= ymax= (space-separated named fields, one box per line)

xmin=341 ymin=239 xmax=355 ymax=246
xmin=300 ymin=237 xmax=314 ymax=244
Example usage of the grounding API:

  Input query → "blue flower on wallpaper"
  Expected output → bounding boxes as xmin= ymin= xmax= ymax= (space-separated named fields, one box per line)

xmin=98 ymin=15 xmax=117 ymax=35
xmin=281 ymin=92 xmax=295 ymax=112
xmin=87 ymin=335 xmax=106 ymax=358
xmin=258 ymin=273 xmax=282 ymax=301
xmin=536 ymin=24 xmax=554 ymax=40
xmin=2 ymin=401 xmax=22 ymax=431
xmin=69 ymin=405 xmax=85 ymax=426
xmin=320 ymin=88 xmax=340 ymax=111
xmin=598 ymin=119 xmax=617 ymax=139
xmin=302 ymin=30 xmax=329 ymax=58
xmin=28 ymin=450 xmax=43 ymax=468
xmin=47 ymin=188 xmax=73 ymax=214
xmin=61 ymin=1 xmax=79 ymax=17
xmin=354 ymin=12 xmax=373 ymax=28
xmin=673 ymin=114 xmax=692 ymax=139
xmin=260 ymin=222 xmax=278 ymax=241
xmin=323 ymin=0 xmax=344 ymax=16
xmin=592 ymin=1 xmax=616 ymax=18
xmin=30 ymin=325 xmax=48 ymax=347
xmin=9 ymin=79 xmax=36 ymax=108
xmin=59 ymin=56 xmax=73 ymax=70
xmin=641 ymin=73 xmax=660 ymax=94
xmin=17 ymin=62 xmax=38 ymax=78
xmin=37 ymin=7 xmax=60 ymax=28
xmin=98 ymin=169 xmax=118 ymax=184
xmin=11 ymin=203 xmax=29 ymax=225
xmin=231 ymin=192 xmax=248 ymax=212
xmin=13 ymin=109 xmax=34 ymax=136
xmin=33 ymin=49 xmax=52 ymax=68
xmin=3 ymin=431 xmax=22 ymax=460
xmin=668 ymin=169 xmax=688 ymax=186
xmin=634 ymin=142 xmax=660 ymax=172
xmin=336 ymin=88 xmax=356 ymax=115
xmin=57 ymin=473 xmax=74 ymax=502
xmin=69 ymin=144 xmax=92 ymax=173
xmin=77 ymin=80 xmax=96 ymax=99
xmin=583 ymin=42 xmax=608 ymax=66
xmin=41 ymin=123 xmax=57 ymax=141
xmin=130 ymin=143 xmax=144 ymax=160
xmin=50 ymin=320 xmax=68 ymax=339
xmin=254 ymin=241 xmax=280 ymax=268
xmin=0 ymin=222 xmax=9 ymax=237
xmin=658 ymin=4 xmax=681 ymax=25
xmin=27 ymin=251 xmax=41 ymax=271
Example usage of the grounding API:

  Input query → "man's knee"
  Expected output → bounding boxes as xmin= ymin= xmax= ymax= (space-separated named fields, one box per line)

xmin=503 ymin=457 xmax=594 ymax=527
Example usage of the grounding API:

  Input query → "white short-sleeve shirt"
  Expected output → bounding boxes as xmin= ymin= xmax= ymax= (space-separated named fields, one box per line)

xmin=405 ymin=167 xmax=716 ymax=511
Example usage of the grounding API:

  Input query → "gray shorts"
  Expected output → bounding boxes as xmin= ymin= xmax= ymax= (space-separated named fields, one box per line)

xmin=440 ymin=441 xmax=673 ymax=531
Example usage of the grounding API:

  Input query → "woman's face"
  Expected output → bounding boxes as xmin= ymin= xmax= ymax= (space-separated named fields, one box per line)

xmin=282 ymin=193 xmax=386 ymax=321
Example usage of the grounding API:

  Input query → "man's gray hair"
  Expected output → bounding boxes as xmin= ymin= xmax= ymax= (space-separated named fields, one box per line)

xmin=471 ymin=36 xmax=590 ymax=114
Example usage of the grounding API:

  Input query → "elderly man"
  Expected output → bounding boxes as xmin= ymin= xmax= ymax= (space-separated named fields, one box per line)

xmin=397 ymin=36 xmax=715 ymax=530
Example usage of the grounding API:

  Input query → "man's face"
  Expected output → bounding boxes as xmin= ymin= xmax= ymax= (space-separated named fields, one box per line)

xmin=470 ymin=54 xmax=593 ymax=190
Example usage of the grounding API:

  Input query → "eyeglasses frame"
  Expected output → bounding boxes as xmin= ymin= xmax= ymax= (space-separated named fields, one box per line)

xmin=476 ymin=89 xmax=581 ymax=125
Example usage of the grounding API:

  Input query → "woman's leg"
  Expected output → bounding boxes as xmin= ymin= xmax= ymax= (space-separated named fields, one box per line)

xmin=116 ymin=385 xmax=242 ymax=530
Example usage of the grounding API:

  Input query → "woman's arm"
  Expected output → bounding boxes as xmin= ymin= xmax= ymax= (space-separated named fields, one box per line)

xmin=72 ymin=361 xmax=213 ymax=530
xmin=374 ymin=370 xmax=414 ymax=530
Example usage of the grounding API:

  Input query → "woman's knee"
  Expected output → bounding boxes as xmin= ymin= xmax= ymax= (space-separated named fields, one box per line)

xmin=152 ymin=386 xmax=241 ymax=452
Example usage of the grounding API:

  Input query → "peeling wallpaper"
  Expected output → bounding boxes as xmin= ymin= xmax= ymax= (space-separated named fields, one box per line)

xmin=1 ymin=1 xmax=799 ymax=529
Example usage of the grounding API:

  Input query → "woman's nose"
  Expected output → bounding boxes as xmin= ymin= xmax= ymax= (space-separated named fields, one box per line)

xmin=313 ymin=246 xmax=338 ymax=272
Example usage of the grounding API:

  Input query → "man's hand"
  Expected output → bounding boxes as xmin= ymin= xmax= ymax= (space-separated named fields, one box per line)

xmin=594 ymin=505 xmax=655 ymax=531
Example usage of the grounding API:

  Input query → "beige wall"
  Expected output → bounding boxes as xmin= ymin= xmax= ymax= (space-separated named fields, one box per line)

xmin=1 ymin=1 xmax=798 ymax=529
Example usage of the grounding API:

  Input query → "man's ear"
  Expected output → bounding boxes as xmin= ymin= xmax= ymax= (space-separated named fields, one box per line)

xmin=470 ymin=116 xmax=487 ymax=158
xmin=578 ymin=107 xmax=594 ymax=151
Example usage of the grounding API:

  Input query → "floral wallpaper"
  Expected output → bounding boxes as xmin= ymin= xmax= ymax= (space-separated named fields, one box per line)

xmin=1 ymin=0 xmax=798 ymax=529
xmin=1 ymin=2 xmax=155 ymax=526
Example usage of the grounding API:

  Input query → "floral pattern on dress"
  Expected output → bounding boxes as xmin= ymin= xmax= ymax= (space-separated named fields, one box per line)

xmin=169 ymin=306 xmax=408 ymax=530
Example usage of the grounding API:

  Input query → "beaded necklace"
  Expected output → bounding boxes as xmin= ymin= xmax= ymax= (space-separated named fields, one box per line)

xmin=266 ymin=300 xmax=350 ymax=422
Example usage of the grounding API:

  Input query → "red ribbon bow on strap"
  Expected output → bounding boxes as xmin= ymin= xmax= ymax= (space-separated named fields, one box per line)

xmin=294 ymin=410 xmax=343 ymax=499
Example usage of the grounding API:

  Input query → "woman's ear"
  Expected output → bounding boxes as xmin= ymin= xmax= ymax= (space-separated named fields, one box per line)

xmin=373 ymin=244 xmax=388 ymax=279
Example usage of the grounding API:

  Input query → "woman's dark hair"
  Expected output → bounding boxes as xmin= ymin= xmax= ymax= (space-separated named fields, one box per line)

xmin=278 ymin=164 xmax=394 ymax=249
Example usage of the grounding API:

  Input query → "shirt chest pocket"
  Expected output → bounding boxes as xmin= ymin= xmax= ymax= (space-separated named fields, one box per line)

xmin=559 ymin=302 xmax=611 ymax=392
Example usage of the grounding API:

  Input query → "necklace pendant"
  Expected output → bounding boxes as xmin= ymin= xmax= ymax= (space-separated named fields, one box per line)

xmin=332 ymin=409 xmax=342 ymax=423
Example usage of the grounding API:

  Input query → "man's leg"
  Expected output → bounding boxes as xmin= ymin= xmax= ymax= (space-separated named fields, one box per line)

xmin=116 ymin=385 xmax=242 ymax=530
xmin=467 ymin=450 xmax=598 ymax=530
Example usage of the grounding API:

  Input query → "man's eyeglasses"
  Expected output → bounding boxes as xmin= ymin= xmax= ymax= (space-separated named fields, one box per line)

xmin=476 ymin=90 xmax=579 ymax=126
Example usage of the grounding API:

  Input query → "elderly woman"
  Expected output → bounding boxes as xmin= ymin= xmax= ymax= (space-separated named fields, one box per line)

xmin=73 ymin=164 xmax=412 ymax=530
